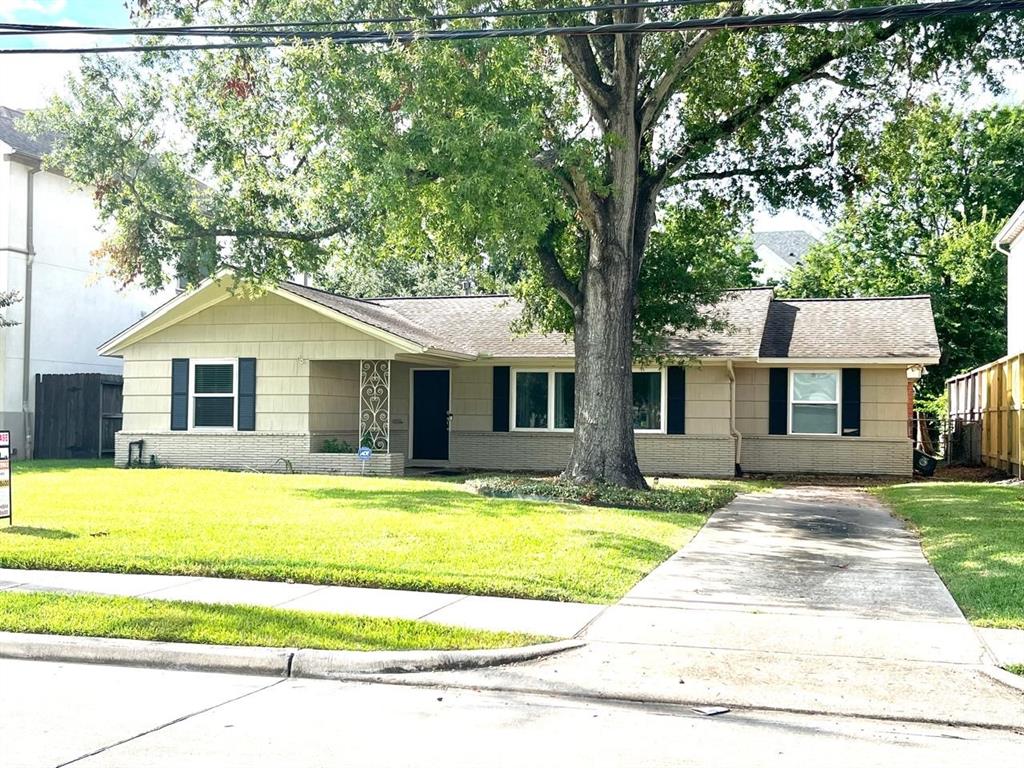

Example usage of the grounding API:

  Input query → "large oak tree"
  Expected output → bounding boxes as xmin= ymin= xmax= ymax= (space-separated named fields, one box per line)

xmin=31 ymin=0 xmax=1022 ymax=486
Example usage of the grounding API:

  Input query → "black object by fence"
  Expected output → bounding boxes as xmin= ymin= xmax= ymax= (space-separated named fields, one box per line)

xmin=33 ymin=373 xmax=123 ymax=459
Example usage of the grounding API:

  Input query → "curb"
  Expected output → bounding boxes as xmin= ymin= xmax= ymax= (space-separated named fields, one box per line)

xmin=979 ymin=664 xmax=1024 ymax=694
xmin=0 ymin=631 xmax=584 ymax=678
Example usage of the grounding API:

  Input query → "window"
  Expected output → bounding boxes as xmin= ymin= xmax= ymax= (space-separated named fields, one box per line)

xmin=554 ymin=372 xmax=575 ymax=429
xmin=514 ymin=371 xmax=549 ymax=429
xmin=511 ymin=368 xmax=666 ymax=433
xmin=790 ymin=370 xmax=840 ymax=435
xmin=632 ymin=372 xmax=663 ymax=431
xmin=191 ymin=360 xmax=236 ymax=429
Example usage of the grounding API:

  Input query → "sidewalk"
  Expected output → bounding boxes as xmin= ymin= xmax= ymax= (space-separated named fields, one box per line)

xmin=0 ymin=568 xmax=604 ymax=638
xmin=386 ymin=488 xmax=1024 ymax=728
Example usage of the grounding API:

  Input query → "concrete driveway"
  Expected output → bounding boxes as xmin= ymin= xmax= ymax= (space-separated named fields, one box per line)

xmin=396 ymin=487 xmax=1024 ymax=727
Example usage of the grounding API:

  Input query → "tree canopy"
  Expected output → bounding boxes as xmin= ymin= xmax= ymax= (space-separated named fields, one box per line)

xmin=785 ymin=101 xmax=1024 ymax=394
xmin=25 ymin=0 xmax=1024 ymax=484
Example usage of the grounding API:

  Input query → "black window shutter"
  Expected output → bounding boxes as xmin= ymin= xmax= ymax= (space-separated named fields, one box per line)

xmin=842 ymin=368 xmax=861 ymax=437
xmin=768 ymin=367 xmax=788 ymax=435
xmin=238 ymin=358 xmax=257 ymax=431
xmin=667 ymin=366 xmax=686 ymax=434
xmin=170 ymin=358 xmax=189 ymax=431
xmin=492 ymin=366 xmax=510 ymax=432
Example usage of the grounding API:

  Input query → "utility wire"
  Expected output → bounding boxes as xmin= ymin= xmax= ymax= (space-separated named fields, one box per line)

xmin=0 ymin=0 xmax=1019 ymax=54
xmin=0 ymin=0 xmax=736 ymax=37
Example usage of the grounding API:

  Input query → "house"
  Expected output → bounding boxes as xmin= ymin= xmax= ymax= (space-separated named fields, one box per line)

xmin=99 ymin=276 xmax=939 ymax=478
xmin=997 ymin=199 xmax=1024 ymax=356
xmin=0 ymin=106 xmax=176 ymax=457
xmin=752 ymin=229 xmax=819 ymax=283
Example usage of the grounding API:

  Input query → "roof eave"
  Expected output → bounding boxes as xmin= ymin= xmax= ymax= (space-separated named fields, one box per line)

xmin=757 ymin=356 xmax=940 ymax=366
xmin=996 ymin=198 xmax=1024 ymax=247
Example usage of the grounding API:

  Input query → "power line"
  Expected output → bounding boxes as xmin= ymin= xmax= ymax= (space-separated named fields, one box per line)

xmin=0 ymin=0 xmax=733 ymax=38
xmin=0 ymin=0 xmax=1019 ymax=55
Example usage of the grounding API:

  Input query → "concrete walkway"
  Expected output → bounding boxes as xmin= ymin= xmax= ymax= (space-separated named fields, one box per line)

xmin=0 ymin=568 xmax=604 ymax=638
xmin=389 ymin=487 xmax=1024 ymax=727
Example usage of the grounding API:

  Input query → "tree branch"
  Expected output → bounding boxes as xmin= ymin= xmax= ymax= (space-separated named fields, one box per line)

xmin=652 ymin=22 xmax=905 ymax=185
xmin=554 ymin=35 xmax=613 ymax=122
xmin=536 ymin=220 xmax=582 ymax=308
xmin=639 ymin=2 xmax=743 ymax=135
xmin=662 ymin=157 xmax=817 ymax=186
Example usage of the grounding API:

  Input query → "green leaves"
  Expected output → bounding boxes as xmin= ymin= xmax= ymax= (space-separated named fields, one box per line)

xmin=785 ymin=101 xmax=1024 ymax=392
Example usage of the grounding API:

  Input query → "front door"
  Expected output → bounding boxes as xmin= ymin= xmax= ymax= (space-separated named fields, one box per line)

xmin=412 ymin=369 xmax=450 ymax=461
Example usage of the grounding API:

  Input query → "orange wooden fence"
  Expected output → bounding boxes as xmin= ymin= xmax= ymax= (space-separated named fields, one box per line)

xmin=947 ymin=352 xmax=1024 ymax=477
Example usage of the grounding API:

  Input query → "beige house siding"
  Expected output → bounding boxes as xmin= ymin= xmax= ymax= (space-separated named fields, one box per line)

xmin=120 ymin=293 xmax=404 ymax=435
xmin=734 ymin=365 xmax=909 ymax=439
xmin=686 ymin=365 xmax=731 ymax=435
xmin=309 ymin=360 xmax=359 ymax=438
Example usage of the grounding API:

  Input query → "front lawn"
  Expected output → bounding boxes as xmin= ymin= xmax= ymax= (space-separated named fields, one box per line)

xmin=0 ymin=591 xmax=545 ymax=650
xmin=1 ymin=461 xmax=734 ymax=603
xmin=875 ymin=483 xmax=1024 ymax=629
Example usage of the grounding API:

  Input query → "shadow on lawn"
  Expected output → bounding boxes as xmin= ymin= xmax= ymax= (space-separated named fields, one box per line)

xmin=1 ymin=526 xmax=78 ymax=540
xmin=296 ymin=487 xmax=546 ymax=517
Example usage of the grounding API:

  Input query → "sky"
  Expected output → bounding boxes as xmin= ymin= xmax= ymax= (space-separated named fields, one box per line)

xmin=0 ymin=1 xmax=129 ymax=109
xmin=0 ymin=1 xmax=1019 ymax=237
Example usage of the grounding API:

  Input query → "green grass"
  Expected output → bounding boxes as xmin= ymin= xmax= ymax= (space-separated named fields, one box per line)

xmin=0 ymin=591 xmax=546 ymax=650
xmin=1007 ymin=665 xmax=1024 ymax=676
xmin=875 ymin=483 xmax=1024 ymax=629
xmin=0 ymin=460 xmax=736 ymax=603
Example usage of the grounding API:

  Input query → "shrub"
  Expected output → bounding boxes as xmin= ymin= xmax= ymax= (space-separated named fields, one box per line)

xmin=320 ymin=438 xmax=353 ymax=454
xmin=468 ymin=476 xmax=735 ymax=515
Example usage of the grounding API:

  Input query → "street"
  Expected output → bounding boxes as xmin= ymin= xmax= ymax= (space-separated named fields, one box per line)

xmin=2 ymin=659 xmax=1022 ymax=768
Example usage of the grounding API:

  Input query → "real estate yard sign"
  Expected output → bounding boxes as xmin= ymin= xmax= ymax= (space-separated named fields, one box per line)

xmin=0 ymin=431 xmax=10 ymax=525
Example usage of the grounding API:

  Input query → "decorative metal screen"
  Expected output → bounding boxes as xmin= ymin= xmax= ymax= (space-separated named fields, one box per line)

xmin=359 ymin=360 xmax=391 ymax=452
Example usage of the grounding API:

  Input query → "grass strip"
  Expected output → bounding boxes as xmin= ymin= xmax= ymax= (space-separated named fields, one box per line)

xmin=0 ymin=591 xmax=550 ymax=651
xmin=875 ymin=482 xmax=1024 ymax=629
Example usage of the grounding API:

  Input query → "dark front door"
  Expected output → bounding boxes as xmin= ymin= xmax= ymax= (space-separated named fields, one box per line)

xmin=412 ymin=369 xmax=450 ymax=461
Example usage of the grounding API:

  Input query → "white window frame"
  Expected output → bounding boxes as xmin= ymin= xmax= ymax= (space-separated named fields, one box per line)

xmin=190 ymin=358 xmax=238 ymax=431
xmin=788 ymin=369 xmax=841 ymax=436
xmin=511 ymin=369 xmax=560 ymax=431
xmin=509 ymin=367 xmax=667 ymax=435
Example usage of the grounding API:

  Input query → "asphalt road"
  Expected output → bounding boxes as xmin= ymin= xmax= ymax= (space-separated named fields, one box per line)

xmin=3 ymin=659 xmax=1023 ymax=768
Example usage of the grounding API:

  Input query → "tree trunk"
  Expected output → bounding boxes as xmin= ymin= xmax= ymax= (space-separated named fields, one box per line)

xmin=560 ymin=22 xmax=650 ymax=489
xmin=563 ymin=242 xmax=647 ymax=488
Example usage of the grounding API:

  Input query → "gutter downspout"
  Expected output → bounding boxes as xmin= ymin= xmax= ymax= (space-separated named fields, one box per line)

xmin=726 ymin=360 xmax=743 ymax=477
xmin=22 ymin=164 xmax=39 ymax=460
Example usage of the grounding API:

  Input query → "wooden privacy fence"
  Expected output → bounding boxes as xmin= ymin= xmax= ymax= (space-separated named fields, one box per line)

xmin=33 ymin=373 xmax=123 ymax=460
xmin=947 ymin=352 xmax=1024 ymax=477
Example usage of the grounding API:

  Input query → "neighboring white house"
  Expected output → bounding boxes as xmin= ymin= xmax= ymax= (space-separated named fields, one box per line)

xmin=0 ymin=106 xmax=175 ymax=458
xmin=752 ymin=230 xmax=820 ymax=283
xmin=996 ymin=199 xmax=1024 ymax=356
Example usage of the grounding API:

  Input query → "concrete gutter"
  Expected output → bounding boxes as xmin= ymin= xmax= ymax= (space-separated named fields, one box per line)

xmin=0 ymin=632 xmax=584 ymax=679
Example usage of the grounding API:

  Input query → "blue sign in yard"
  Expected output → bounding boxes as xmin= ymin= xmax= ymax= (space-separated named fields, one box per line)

xmin=357 ymin=446 xmax=373 ymax=461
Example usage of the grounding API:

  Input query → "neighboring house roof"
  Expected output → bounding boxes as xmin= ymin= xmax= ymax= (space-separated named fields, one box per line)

xmin=0 ymin=106 xmax=54 ymax=159
xmin=99 ymin=275 xmax=940 ymax=364
xmin=752 ymin=230 xmax=819 ymax=267
xmin=759 ymin=296 xmax=940 ymax=361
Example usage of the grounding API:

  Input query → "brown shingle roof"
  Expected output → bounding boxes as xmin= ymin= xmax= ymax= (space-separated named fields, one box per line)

xmin=373 ymin=294 xmax=574 ymax=358
xmin=759 ymin=296 xmax=940 ymax=360
xmin=278 ymin=282 xmax=474 ymax=356
xmin=660 ymin=288 xmax=774 ymax=359
xmin=279 ymin=282 xmax=939 ymax=363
